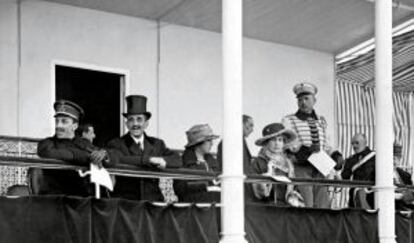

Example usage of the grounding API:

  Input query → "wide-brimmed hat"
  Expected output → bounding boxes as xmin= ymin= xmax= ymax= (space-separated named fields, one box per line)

xmin=185 ymin=124 xmax=219 ymax=148
xmin=293 ymin=82 xmax=318 ymax=98
xmin=255 ymin=123 xmax=297 ymax=146
xmin=122 ymin=95 xmax=152 ymax=119
xmin=54 ymin=99 xmax=84 ymax=121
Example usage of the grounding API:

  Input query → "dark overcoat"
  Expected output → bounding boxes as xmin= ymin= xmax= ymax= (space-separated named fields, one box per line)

xmin=107 ymin=133 xmax=181 ymax=201
xmin=36 ymin=136 xmax=93 ymax=196
xmin=395 ymin=167 xmax=414 ymax=211
xmin=174 ymin=148 xmax=220 ymax=203
xmin=341 ymin=147 xmax=376 ymax=208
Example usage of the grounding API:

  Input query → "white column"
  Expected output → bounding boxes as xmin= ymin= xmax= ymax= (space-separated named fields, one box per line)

xmin=375 ymin=0 xmax=395 ymax=243
xmin=220 ymin=0 xmax=247 ymax=243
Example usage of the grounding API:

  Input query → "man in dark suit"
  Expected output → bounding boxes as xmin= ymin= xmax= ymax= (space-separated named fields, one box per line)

xmin=107 ymin=95 xmax=182 ymax=201
xmin=217 ymin=114 xmax=254 ymax=201
xmin=341 ymin=133 xmax=376 ymax=208
xmin=393 ymin=144 xmax=414 ymax=211
xmin=36 ymin=100 xmax=110 ymax=196
xmin=217 ymin=114 xmax=253 ymax=173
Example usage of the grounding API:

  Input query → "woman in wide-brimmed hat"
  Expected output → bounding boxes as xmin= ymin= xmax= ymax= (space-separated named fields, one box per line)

xmin=251 ymin=123 xmax=303 ymax=206
xmin=175 ymin=124 xmax=221 ymax=203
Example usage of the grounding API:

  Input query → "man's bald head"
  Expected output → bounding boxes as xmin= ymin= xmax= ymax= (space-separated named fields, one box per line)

xmin=351 ymin=133 xmax=367 ymax=154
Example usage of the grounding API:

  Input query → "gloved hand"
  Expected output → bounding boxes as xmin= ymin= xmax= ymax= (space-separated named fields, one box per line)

xmin=90 ymin=149 xmax=108 ymax=168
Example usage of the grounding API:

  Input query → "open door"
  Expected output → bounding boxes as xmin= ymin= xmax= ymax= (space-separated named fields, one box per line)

xmin=55 ymin=65 xmax=124 ymax=147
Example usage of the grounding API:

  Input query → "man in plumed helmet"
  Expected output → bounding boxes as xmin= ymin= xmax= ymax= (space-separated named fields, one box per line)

xmin=282 ymin=82 xmax=343 ymax=208
xmin=107 ymin=95 xmax=182 ymax=201
xmin=35 ymin=100 xmax=113 ymax=196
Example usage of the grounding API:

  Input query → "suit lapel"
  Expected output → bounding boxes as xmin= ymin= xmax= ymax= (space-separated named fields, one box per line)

xmin=143 ymin=137 xmax=155 ymax=158
xmin=243 ymin=139 xmax=252 ymax=159
xmin=123 ymin=134 xmax=141 ymax=155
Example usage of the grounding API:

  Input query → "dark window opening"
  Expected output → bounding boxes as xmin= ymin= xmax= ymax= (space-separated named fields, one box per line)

xmin=56 ymin=65 xmax=122 ymax=147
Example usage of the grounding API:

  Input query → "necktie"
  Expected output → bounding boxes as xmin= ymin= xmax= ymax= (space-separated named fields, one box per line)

xmin=137 ymin=142 xmax=143 ymax=153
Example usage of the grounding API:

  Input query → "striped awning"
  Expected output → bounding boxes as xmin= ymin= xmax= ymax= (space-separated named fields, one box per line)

xmin=337 ymin=30 xmax=414 ymax=92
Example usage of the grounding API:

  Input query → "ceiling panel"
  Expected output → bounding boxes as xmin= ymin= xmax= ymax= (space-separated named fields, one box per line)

xmin=43 ymin=0 xmax=414 ymax=53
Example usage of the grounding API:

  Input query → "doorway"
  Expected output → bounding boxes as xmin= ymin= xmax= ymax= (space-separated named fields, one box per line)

xmin=55 ymin=65 xmax=124 ymax=147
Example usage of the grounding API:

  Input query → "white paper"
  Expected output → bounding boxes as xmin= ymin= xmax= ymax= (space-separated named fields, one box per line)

xmin=308 ymin=150 xmax=336 ymax=177
xmin=207 ymin=186 xmax=221 ymax=192
xmin=268 ymin=175 xmax=291 ymax=183
xmin=90 ymin=164 xmax=114 ymax=191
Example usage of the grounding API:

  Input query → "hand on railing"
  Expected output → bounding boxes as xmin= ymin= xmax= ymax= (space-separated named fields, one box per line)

xmin=90 ymin=150 xmax=108 ymax=168
xmin=149 ymin=157 xmax=167 ymax=169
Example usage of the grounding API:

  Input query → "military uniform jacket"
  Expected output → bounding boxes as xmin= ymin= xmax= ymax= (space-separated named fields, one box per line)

xmin=282 ymin=110 xmax=329 ymax=151
xmin=107 ymin=133 xmax=182 ymax=201
xmin=282 ymin=110 xmax=339 ymax=169
xmin=36 ymin=136 xmax=93 ymax=196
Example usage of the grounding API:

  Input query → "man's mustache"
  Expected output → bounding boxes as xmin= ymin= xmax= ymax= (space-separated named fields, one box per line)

xmin=131 ymin=126 xmax=142 ymax=130
xmin=55 ymin=128 xmax=65 ymax=133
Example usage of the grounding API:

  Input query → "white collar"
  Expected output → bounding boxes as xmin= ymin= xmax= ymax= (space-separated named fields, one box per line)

xmin=130 ymin=134 xmax=145 ymax=149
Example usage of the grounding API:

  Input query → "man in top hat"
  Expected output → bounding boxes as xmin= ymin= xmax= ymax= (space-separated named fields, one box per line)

xmin=107 ymin=95 xmax=182 ymax=201
xmin=282 ymin=82 xmax=343 ymax=208
xmin=36 ymin=100 xmax=112 ymax=196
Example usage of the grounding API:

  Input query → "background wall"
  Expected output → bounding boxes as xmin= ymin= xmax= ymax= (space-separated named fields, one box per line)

xmin=159 ymin=24 xmax=334 ymax=154
xmin=0 ymin=0 xmax=335 ymax=154
xmin=18 ymin=0 xmax=158 ymax=137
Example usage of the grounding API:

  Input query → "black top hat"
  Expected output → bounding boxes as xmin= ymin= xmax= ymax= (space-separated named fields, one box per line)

xmin=122 ymin=95 xmax=152 ymax=119
xmin=54 ymin=99 xmax=84 ymax=121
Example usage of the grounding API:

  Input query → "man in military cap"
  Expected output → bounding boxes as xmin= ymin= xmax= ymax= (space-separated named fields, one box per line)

xmin=107 ymin=95 xmax=182 ymax=201
xmin=35 ymin=100 xmax=111 ymax=196
xmin=282 ymin=82 xmax=343 ymax=208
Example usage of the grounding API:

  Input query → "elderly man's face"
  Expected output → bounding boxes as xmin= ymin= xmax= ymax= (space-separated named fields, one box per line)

xmin=351 ymin=135 xmax=366 ymax=154
xmin=55 ymin=116 xmax=78 ymax=139
xmin=297 ymin=94 xmax=316 ymax=114
xmin=243 ymin=118 xmax=254 ymax=138
xmin=126 ymin=114 xmax=148 ymax=138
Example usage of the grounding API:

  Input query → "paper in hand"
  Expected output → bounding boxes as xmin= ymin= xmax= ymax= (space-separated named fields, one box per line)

xmin=90 ymin=164 xmax=114 ymax=191
xmin=308 ymin=150 xmax=336 ymax=177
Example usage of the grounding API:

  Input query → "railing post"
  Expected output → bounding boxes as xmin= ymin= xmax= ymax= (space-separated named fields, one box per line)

xmin=220 ymin=0 xmax=247 ymax=243
xmin=375 ymin=0 xmax=395 ymax=242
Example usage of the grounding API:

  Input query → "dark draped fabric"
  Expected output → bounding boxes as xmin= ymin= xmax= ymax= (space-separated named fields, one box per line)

xmin=0 ymin=196 xmax=412 ymax=243
xmin=245 ymin=203 xmax=378 ymax=243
